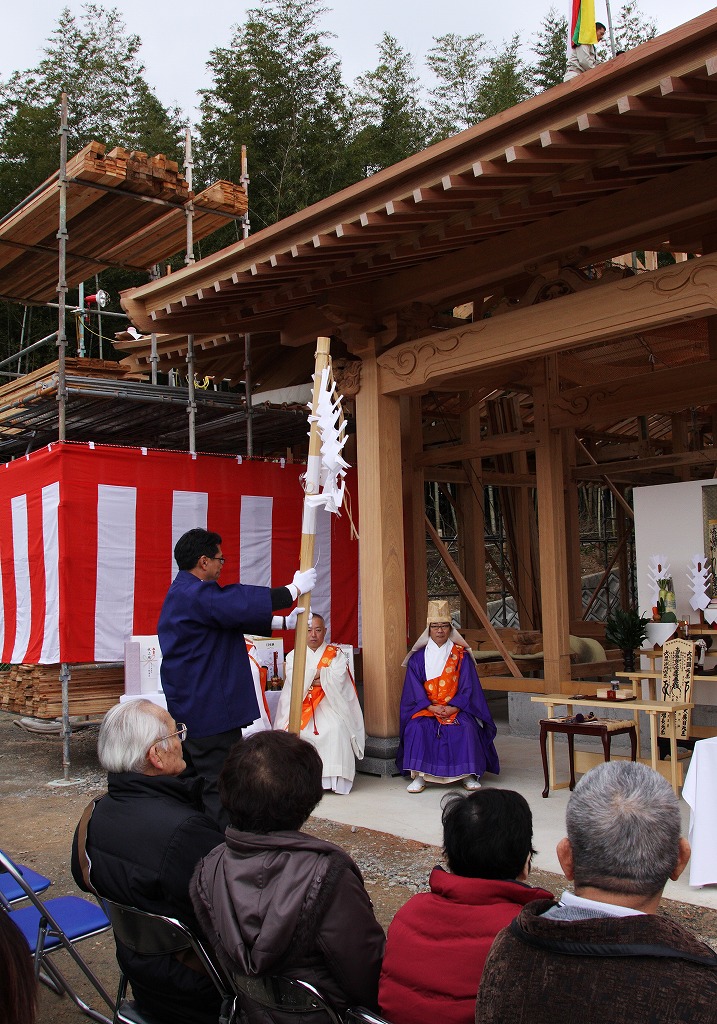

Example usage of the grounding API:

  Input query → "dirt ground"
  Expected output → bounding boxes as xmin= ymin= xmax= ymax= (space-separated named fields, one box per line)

xmin=2 ymin=710 xmax=716 ymax=1023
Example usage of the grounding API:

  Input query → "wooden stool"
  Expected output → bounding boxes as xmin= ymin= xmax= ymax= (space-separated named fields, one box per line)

xmin=540 ymin=716 xmax=637 ymax=797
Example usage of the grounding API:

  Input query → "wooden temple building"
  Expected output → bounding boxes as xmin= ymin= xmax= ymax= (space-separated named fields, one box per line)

xmin=118 ymin=10 xmax=717 ymax=752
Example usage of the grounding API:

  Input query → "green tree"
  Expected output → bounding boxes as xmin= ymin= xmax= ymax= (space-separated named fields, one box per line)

xmin=426 ymin=33 xmax=486 ymax=140
xmin=0 ymin=4 xmax=183 ymax=216
xmin=197 ymin=0 xmax=351 ymax=233
xmin=477 ymin=36 xmax=534 ymax=120
xmin=532 ymin=7 xmax=569 ymax=91
xmin=350 ymin=33 xmax=428 ymax=175
xmin=614 ymin=0 xmax=658 ymax=51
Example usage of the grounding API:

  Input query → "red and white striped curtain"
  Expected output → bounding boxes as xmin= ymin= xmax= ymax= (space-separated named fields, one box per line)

xmin=0 ymin=442 xmax=360 ymax=664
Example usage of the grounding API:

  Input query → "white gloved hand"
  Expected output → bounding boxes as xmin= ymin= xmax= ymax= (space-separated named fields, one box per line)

xmin=284 ymin=606 xmax=308 ymax=630
xmin=292 ymin=568 xmax=317 ymax=595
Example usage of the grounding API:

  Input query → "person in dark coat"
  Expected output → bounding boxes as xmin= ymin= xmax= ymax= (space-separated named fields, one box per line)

xmin=379 ymin=789 xmax=552 ymax=1024
xmin=476 ymin=761 xmax=717 ymax=1024
xmin=397 ymin=600 xmax=499 ymax=793
xmin=158 ymin=527 xmax=315 ymax=824
xmin=71 ymin=699 xmax=224 ymax=1024
xmin=191 ymin=731 xmax=385 ymax=1023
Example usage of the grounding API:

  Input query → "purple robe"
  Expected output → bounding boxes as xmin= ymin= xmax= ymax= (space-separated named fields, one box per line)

xmin=396 ymin=644 xmax=500 ymax=778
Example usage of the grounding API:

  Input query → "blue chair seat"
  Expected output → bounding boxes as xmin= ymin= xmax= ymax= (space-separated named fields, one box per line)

xmin=0 ymin=862 xmax=51 ymax=904
xmin=9 ymin=895 xmax=110 ymax=951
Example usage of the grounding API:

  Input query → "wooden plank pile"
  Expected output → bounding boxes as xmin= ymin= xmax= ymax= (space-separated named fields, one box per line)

xmin=0 ymin=141 xmax=247 ymax=303
xmin=0 ymin=358 xmax=143 ymax=438
xmin=0 ymin=663 xmax=124 ymax=718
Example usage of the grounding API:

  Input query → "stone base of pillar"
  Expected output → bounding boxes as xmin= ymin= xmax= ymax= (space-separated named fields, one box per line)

xmin=357 ymin=734 xmax=401 ymax=776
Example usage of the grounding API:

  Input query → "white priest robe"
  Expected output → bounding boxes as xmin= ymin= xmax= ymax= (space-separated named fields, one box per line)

xmin=241 ymin=640 xmax=272 ymax=738
xmin=275 ymin=642 xmax=365 ymax=794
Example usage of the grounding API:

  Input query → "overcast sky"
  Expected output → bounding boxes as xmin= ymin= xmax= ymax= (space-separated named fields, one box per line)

xmin=1 ymin=0 xmax=714 ymax=120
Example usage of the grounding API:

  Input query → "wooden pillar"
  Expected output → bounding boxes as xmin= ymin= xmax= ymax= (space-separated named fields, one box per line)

xmin=401 ymin=395 xmax=427 ymax=642
xmin=355 ymin=340 xmax=407 ymax=736
xmin=564 ymin=431 xmax=584 ymax=621
xmin=534 ymin=356 xmax=573 ymax=690
xmin=459 ymin=392 xmax=485 ymax=628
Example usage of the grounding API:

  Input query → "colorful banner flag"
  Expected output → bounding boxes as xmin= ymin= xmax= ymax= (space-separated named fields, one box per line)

xmin=571 ymin=0 xmax=598 ymax=45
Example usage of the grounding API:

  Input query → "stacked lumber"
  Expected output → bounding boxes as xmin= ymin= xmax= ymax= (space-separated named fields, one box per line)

xmin=0 ymin=663 xmax=124 ymax=718
xmin=0 ymin=142 xmax=247 ymax=303
xmin=104 ymin=181 xmax=248 ymax=268
xmin=0 ymin=358 xmax=144 ymax=435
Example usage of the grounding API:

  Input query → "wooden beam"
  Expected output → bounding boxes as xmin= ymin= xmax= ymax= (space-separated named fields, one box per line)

xmin=355 ymin=340 xmax=407 ymax=736
xmin=534 ymin=359 xmax=573 ymax=689
xmin=401 ymin=395 xmax=427 ymax=642
xmin=416 ymin=431 xmax=538 ymax=465
xmin=573 ymin=448 xmax=717 ymax=479
xmin=378 ymin=253 xmax=717 ymax=396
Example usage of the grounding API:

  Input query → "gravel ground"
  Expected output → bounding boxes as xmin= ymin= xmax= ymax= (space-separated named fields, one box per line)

xmin=1 ymin=710 xmax=716 ymax=1023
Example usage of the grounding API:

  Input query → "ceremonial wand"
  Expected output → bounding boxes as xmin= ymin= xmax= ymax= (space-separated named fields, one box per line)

xmin=287 ymin=337 xmax=350 ymax=734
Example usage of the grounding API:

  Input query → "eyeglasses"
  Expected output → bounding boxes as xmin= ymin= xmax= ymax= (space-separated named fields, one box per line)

xmin=429 ymin=623 xmax=451 ymax=629
xmin=207 ymin=555 xmax=225 ymax=564
xmin=152 ymin=723 xmax=187 ymax=748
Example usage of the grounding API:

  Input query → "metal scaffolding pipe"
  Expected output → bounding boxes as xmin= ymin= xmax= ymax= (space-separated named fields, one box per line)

xmin=187 ymin=334 xmax=196 ymax=452
xmin=244 ymin=333 xmax=254 ymax=457
xmin=0 ymin=331 xmax=58 ymax=370
xmin=56 ymin=93 xmax=69 ymax=442
xmin=184 ymin=128 xmax=195 ymax=267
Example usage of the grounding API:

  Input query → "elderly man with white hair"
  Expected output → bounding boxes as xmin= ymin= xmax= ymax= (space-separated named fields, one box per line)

xmin=476 ymin=761 xmax=717 ymax=1024
xmin=71 ymin=699 xmax=224 ymax=1024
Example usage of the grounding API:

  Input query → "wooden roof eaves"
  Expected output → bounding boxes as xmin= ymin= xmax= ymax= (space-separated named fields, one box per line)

xmin=120 ymin=11 xmax=717 ymax=332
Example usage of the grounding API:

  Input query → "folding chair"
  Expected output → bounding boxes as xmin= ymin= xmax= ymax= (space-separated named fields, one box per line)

xmin=101 ymin=898 xmax=234 ymax=1024
xmin=0 ymin=848 xmax=51 ymax=905
xmin=345 ymin=1011 xmax=394 ymax=1024
xmin=0 ymin=849 xmax=114 ymax=1024
xmin=230 ymin=971 xmax=344 ymax=1024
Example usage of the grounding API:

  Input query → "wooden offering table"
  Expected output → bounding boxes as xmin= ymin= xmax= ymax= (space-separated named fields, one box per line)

xmin=531 ymin=693 xmax=694 ymax=795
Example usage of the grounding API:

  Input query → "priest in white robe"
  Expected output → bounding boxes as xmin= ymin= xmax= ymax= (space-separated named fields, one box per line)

xmin=275 ymin=614 xmax=365 ymax=794
xmin=242 ymin=638 xmax=273 ymax=737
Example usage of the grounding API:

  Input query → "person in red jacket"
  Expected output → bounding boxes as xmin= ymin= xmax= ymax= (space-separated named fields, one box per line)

xmin=379 ymin=789 xmax=552 ymax=1024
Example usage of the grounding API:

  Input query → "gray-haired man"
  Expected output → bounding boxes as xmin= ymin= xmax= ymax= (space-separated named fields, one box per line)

xmin=476 ymin=761 xmax=717 ymax=1024
xmin=71 ymin=700 xmax=223 ymax=1024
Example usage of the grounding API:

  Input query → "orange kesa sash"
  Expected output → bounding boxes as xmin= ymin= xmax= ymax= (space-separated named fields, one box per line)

xmin=412 ymin=644 xmax=464 ymax=724
xmin=300 ymin=644 xmax=340 ymax=732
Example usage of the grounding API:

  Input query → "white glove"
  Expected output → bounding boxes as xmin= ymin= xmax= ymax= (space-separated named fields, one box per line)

xmin=292 ymin=568 xmax=317 ymax=596
xmin=285 ymin=606 xmax=307 ymax=630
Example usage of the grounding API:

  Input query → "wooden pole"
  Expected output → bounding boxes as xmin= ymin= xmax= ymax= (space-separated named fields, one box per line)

xmin=288 ymin=337 xmax=332 ymax=734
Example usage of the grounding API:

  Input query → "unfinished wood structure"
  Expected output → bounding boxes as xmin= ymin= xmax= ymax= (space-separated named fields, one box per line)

xmin=119 ymin=10 xmax=717 ymax=741
xmin=0 ymin=140 xmax=247 ymax=304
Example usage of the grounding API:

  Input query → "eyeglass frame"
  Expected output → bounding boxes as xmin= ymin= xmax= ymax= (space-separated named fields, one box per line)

xmin=151 ymin=723 xmax=188 ymax=749
xmin=206 ymin=555 xmax=225 ymax=565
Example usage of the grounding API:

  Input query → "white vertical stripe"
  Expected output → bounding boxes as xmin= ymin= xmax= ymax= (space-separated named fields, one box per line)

xmin=314 ymin=508 xmax=332 ymax=637
xmin=40 ymin=482 xmax=60 ymax=664
xmin=240 ymin=496 xmax=273 ymax=586
xmin=10 ymin=495 xmax=30 ymax=663
xmin=171 ymin=491 xmax=208 ymax=581
xmin=95 ymin=485 xmax=137 ymax=661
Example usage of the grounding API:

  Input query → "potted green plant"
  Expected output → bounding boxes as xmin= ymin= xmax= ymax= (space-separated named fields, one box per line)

xmin=605 ymin=607 xmax=651 ymax=671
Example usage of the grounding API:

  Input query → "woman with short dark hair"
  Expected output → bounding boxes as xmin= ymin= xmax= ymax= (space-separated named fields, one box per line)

xmin=191 ymin=731 xmax=384 ymax=1021
xmin=379 ymin=789 xmax=553 ymax=1024
xmin=0 ymin=912 xmax=37 ymax=1024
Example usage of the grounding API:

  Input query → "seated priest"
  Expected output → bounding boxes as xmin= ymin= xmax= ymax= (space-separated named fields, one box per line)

xmin=242 ymin=638 xmax=272 ymax=737
xmin=274 ymin=613 xmax=365 ymax=794
xmin=396 ymin=600 xmax=499 ymax=794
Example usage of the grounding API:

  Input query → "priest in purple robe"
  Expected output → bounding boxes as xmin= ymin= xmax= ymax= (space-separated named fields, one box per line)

xmin=396 ymin=600 xmax=499 ymax=794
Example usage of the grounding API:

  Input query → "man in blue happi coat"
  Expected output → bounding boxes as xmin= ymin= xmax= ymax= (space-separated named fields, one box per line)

xmin=158 ymin=527 xmax=315 ymax=824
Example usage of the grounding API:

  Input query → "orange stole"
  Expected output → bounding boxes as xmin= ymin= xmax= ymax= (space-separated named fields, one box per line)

xmin=245 ymin=642 xmax=271 ymax=720
xmin=412 ymin=644 xmax=464 ymax=724
xmin=300 ymin=644 xmax=340 ymax=732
